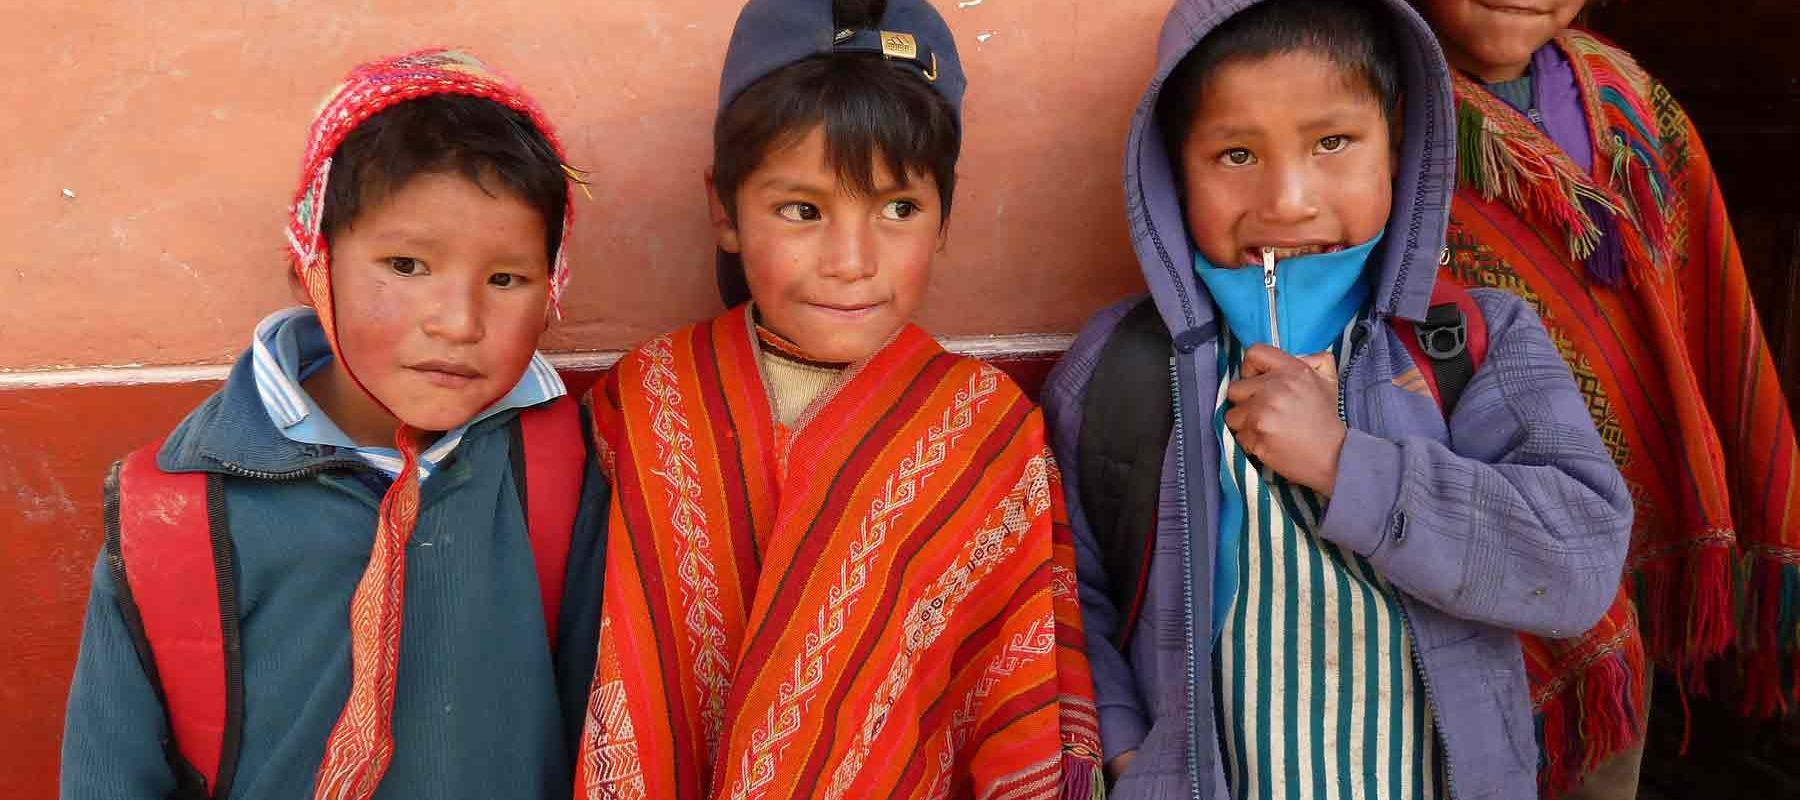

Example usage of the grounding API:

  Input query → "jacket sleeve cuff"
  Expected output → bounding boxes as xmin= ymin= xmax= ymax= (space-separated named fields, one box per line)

xmin=1099 ymin=701 xmax=1151 ymax=762
xmin=1319 ymin=429 xmax=1404 ymax=557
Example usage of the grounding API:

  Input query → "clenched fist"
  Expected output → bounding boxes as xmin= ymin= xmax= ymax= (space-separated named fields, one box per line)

xmin=1223 ymin=344 xmax=1347 ymax=495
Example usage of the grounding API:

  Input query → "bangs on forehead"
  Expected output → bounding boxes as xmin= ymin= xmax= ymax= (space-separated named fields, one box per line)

xmin=322 ymin=95 xmax=570 ymax=262
xmin=1158 ymin=0 xmax=1402 ymax=157
xmin=804 ymin=58 xmax=944 ymax=195
xmin=713 ymin=53 xmax=959 ymax=215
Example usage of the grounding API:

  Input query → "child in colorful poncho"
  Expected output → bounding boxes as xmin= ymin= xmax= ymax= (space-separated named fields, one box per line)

xmin=1414 ymin=2 xmax=1800 ymax=797
xmin=570 ymin=1 xmax=1103 ymax=798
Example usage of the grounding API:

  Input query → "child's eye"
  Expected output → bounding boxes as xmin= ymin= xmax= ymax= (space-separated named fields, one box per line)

xmin=488 ymin=272 xmax=528 ymax=288
xmin=1217 ymin=148 xmax=1257 ymax=167
xmin=777 ymin=203 xmax=822 ymax=222
xmin=387 ymin=257 xmax=425 ymax=276
xmin=881 ymin=200 xmax=921 ymax=221
xmin=1318 ymin=135 xmax=1350 ymax=153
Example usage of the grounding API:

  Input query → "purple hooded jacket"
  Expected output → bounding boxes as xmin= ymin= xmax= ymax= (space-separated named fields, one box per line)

xmin=1040 ymin=1 xmax=1632 ymax=798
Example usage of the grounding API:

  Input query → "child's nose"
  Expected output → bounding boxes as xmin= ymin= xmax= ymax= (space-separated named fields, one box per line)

xmin=1261 ymin=162 xmax=1320 ymax=224
xmin=423 ymin=282 xmax=486 ymax=343
xmin=818 ymin=217 xmax=878 ymax=281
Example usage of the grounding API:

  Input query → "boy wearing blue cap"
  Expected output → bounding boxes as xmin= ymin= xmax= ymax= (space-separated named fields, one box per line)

xmin=570 ymin=2 xmax=1102 ymax=798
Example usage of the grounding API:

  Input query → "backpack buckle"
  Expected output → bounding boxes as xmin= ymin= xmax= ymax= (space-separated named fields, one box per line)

xmin=1417 ymin=304 xmax=1467 ymax=361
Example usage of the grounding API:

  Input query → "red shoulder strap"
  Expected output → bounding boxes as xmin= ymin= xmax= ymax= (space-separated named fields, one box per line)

xmin=1396 ymin=278 xmax=1490 ymax=412
xmin=519 ymin=395 xmax=584 ymax=646
xmin=1440 ymin=279 xmax=1490 ymax=366
xmin=112 ymin=442 xmax=232 ymax=796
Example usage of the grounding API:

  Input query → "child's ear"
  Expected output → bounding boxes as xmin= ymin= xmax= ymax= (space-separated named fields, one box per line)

xmin=287 ymin=266 xmax=314 ymax=307
xmin=704 ymin=167 xmax=742 ymax=254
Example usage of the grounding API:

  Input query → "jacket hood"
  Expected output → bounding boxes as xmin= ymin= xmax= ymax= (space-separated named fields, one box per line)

xmin=1125 ymin=0 xmax=1456 ymax=343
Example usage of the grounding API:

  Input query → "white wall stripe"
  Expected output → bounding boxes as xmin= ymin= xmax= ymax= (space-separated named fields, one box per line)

xmin=0 ymin=333 xmax=1077 ymax=389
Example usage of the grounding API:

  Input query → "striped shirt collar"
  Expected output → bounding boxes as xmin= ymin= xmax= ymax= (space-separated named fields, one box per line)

xmin=250 ymin=306 xmax=566 ymax=480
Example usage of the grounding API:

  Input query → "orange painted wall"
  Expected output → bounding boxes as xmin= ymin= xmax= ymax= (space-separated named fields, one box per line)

xmin=2 ymin=0 xmax=1164 ymax=373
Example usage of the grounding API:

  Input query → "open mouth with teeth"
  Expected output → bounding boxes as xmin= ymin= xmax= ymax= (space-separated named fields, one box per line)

xmin=1242 ymin=243 xmax=1345 ymax=265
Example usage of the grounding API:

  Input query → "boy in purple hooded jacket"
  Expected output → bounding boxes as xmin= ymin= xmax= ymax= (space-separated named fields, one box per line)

xmin=1041 ymin=0 xmax=1631 ymax=798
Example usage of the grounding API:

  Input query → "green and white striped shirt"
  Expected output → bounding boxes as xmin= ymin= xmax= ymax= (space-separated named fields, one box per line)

xmin=1212 ymin=324 xmax=1443 ymax=800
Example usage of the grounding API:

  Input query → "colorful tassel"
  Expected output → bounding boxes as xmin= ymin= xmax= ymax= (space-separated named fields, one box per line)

xmin=1452 ymin=31 xmax=1677 ymax=293
xmin=1737 ymin=556 xmax=1800 ymax=716
xmin=1579 ymin=197 xmax=1626 ymax=286
xmin=1061 ymin=752 xmax=1104 ymax=800
xmin=1452 ymin=78 xmax=1626 ymax=269
xmin=1630 ymin=538 xmax=1737 ymax=686
xmin=1531 ymin=619 xmax=1649 ymax=800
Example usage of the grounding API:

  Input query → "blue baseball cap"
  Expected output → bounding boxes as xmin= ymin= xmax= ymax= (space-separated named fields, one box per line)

xmin=718 ymin=0 xmax=966 ymax=120
xmin=713 ymin=0 xmax=967 ymax=306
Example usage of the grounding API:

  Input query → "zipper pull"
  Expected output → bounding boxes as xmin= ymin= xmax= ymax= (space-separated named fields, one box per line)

xmin=1262 ymin=247 xmax=1280 ymax=351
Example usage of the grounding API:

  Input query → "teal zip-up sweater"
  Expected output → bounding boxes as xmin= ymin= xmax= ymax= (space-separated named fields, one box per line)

xmin=59 ymin=348 xmax=608 ymax=799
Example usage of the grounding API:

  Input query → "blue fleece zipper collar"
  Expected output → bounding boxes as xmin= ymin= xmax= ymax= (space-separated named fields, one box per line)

xmin=1193 ymin=232 xmax=1382 ymax=356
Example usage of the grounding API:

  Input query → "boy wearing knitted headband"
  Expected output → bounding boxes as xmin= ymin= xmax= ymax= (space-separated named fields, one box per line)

xmin=571 ymin=2 xmax=1102 ymax=797
xmin=61 ymin=50 xmax=606 ymax=800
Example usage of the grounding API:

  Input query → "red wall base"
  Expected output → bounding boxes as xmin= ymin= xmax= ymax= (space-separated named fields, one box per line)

xmin=2 ymin=381 xmax=222 ymax=796
xmin=0 ymin=357 xmax=1053 ymax=797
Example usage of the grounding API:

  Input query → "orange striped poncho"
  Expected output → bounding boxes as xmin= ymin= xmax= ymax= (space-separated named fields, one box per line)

xmin=574 ymin=305 xmax=1103 ymax=800
xmin=1444 ymin=29 xmax=1800 ymax=796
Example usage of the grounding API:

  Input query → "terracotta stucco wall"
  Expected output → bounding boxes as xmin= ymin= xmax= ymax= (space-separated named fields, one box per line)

xmin=2 ymin=0 xmax=1165 ymax=373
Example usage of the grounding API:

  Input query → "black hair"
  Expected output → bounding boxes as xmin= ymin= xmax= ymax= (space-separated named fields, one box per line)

xmin=712 ymin=0 xmax=961 ymax=224
xmin=1158 ymin=0 xmax=1402 ymax=161
xmin=321 ymin=94 xmax=569 ymax=264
